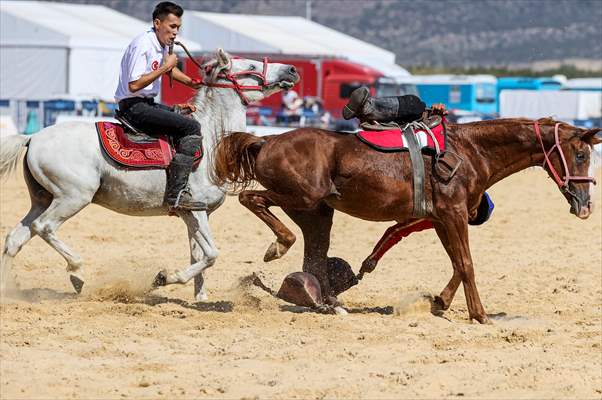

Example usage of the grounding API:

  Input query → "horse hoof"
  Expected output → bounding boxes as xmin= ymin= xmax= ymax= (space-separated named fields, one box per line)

xmin=334 ymin=306 xmax=348 ymax=315
xmin=195 ymin=291 xmax=209 ymax=302
xmin=263 ymin=241 xmax=289 ymax=262
xmin=471 ymin=315 xmax=492 ymax=325
xmin=315 ymin=304 xmax=336 ymax=314
xmin=432 ymin=295 xmax=449 ymax=311
xmin=69 ymin=275 xmax=84 ymax=294
xmin=153 ymin=270 xmax=168 ymax=287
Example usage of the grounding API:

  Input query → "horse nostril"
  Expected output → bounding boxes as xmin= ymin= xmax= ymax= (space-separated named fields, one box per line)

xmin=289 ymin=66 xmax=297 ymax=75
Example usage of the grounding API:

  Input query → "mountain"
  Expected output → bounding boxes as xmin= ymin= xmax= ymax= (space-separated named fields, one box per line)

xmin=47 ymin=0 xmax=602 ymax=69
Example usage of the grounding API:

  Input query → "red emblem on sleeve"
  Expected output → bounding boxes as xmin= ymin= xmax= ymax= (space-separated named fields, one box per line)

xmin=151 ymin=60 xmax=159 ymax=71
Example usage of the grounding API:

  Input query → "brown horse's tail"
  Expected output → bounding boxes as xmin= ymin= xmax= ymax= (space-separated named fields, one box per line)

xmin=211 ymin=132 xmax=266 ymax=193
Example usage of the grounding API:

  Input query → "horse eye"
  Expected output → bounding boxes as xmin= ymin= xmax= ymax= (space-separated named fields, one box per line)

xmin=248 ymin=65 xmax=256 ymax=71
xmin=576 ymin=152 xmax=586 ymax=162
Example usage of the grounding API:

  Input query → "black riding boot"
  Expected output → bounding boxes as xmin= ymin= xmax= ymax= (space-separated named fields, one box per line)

xmin=342 ymin=87 xmax=426 ymax=123
xmin=166 ymin=153 xmax=206 ymax=211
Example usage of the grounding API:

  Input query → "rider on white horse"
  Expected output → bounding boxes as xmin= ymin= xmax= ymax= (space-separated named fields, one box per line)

xmin=115 ymin=1 xmax=203 ymax=211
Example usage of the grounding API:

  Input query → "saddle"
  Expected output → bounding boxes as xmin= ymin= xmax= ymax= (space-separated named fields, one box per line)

xmin=355 ymin=113 xmax=463 ymax=217
xmin=95 ymin=111 xmax=202 ymax=169
xmin=356 ymin=115 xmax=446 ymax=153
xmin=359 ymin=114 xmax=442 ymax=132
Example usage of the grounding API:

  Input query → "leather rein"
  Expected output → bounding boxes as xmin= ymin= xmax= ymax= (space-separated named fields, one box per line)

xmin=533 ymin=121 xmax=596 ymax=198
xmin=175 ymin=41 xmax=269 ymax=106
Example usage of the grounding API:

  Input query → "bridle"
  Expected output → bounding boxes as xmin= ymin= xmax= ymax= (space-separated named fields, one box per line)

xmin=533 ymin=121 xmax=596 ymax=201
xmin=176 ymin=41 xmax=270 ymax=106
xmin=203 ymin=56 xmax=269 ymax=106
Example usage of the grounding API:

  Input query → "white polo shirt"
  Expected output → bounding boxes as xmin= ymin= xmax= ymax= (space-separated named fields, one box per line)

xmin=114 ymin=28 xmax=167 ymax=102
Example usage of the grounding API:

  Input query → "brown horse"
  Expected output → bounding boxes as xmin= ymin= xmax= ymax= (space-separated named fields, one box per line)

xmin=212 ymin=118 xmax=601 ymax=323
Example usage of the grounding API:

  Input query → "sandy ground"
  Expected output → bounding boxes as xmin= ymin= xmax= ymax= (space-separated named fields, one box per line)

xmin=0 ymin=164 xmax=601 ymax=400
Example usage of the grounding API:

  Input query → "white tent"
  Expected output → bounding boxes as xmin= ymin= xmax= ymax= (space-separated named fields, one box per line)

xmin=0 ymin=1 xmax=202 ymax=100
xmin=182 ymin=11 xmax=410 ymax=79
xmin=500 ymin=90 xmax=602 ymax=120
xmin=562 ymin=78 xmax=602 ymax=91
xmin=0 ymin=115 xmax=18 ymax=137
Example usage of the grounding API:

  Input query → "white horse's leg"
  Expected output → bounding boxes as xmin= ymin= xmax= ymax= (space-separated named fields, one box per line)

xmin=193 ymin=273 xmax=207 ymax=301
xmin=153 ymin=210 xmax=219 ymax=301
xmin=1 ymin=204 xmax=48 ymax=292
xmin=30 ymin=196 xmax=90 ymax=293
xmin=2 ymin=163 xmax=52 ymax=293
xmin=189 ymin=233 xmax=209 ymax=302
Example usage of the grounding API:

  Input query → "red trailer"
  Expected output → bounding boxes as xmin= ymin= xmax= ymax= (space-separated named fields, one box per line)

xmin=161 ymin=53 xmax=407 ymax=121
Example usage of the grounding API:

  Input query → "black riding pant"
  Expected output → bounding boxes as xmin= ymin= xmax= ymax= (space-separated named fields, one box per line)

xmin=393 ymin=95 xmax=426 ymax=124
xmin=119 ymin=97 xmax=201 ymax=153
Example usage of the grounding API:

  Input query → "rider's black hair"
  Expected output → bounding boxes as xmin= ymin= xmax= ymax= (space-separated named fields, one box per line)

xmin=152 ymin=2 xmax=183 ymax=21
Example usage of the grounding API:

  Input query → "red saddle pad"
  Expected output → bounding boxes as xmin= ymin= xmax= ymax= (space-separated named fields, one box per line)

xmin=356 ymin=122 xmax=446 ymax=152
xmin=95 ymin=122 xmax=201 ymax=169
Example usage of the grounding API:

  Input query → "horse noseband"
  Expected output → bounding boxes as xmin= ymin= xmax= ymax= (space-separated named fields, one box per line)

xmin=534 ymin=122 xmax=596 ymax=189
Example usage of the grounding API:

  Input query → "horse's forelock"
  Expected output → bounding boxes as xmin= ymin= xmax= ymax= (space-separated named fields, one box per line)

xmin=200 ymin=53 xmax=234 ymax=84
xmin=536 ymin=117 xmax=558 ymax=126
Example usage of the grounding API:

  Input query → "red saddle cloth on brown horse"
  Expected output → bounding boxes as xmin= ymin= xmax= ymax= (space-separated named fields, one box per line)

xmin=356 ymin=119 xmax=446 ymax=153
xmin=95 ymin=121 xmax=202 ymax=169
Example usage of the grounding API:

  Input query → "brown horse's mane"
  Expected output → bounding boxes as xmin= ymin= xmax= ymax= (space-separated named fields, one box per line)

xmin=448 ymin=117 xmax=572 ymax=143
xmin=444 ymin=117 xmax=569 ymax=149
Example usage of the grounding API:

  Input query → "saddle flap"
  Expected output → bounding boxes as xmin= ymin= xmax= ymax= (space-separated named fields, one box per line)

xmin=95 ymin=121 xmax=203 ymax=170
xmin=96 ymin=121 xmax=173 ymax=168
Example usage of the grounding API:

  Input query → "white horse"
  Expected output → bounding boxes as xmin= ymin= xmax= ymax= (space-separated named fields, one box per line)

xmin=0 ymin=49 xmax=299 ymax=301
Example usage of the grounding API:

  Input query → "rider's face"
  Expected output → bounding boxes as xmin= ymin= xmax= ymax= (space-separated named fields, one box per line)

xmin=153 ymin=13 xmax=181 ymax=47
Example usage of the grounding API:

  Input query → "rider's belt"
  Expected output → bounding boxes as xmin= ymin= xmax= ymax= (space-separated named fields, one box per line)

xmin=118 ymin=97 xmax=155 ymax=111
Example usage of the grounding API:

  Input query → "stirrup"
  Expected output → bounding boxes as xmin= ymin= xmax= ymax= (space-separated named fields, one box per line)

xmin=168 ymin=187 xmax=207 ymax=213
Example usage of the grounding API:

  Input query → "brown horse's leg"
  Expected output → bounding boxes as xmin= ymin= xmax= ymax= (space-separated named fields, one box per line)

xmin=284 ymin=204 xmax=335 ymax=303
xmin=239 ymin=190 xmax=298 ymax=262
xmin=432 ymin=222 xmax=462 ymax=310
xmin=434 ymin=215 xmax=490 ymax=324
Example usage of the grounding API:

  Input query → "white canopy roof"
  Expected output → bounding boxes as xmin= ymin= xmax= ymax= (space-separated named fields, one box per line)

xmin=182 ymin=11 xmax=409 ymax=77
xmin=1 ymin=1 xmax=202 ymax=51
xmin=500 ymin=90 xmax=602 ymax=120
xmin=1 ymin=1 xmax=201 ymax=100
xmin=563 ymin=78 xmax=602 ymax=91
xmin=408 ymin=75 xmax=498 ymax=85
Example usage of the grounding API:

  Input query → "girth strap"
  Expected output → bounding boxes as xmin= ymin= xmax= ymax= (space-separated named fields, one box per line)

xmin=401 ymin=124 xmax=428 ymax=217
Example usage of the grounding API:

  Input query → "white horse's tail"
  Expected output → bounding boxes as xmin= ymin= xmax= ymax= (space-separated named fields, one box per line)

xmin=0 ymin=134 xmax=32 ymax=180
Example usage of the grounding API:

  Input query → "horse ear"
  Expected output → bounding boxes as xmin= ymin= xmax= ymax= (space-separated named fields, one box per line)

xmin=216 ymin=48 xmax=231 ymax=68
xmin=582 ymin=128 xmax=602 ymax=145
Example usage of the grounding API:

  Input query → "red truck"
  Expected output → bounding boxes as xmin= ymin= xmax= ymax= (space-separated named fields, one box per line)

xmin=161 ymin=54 xmax=416 ymax=121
